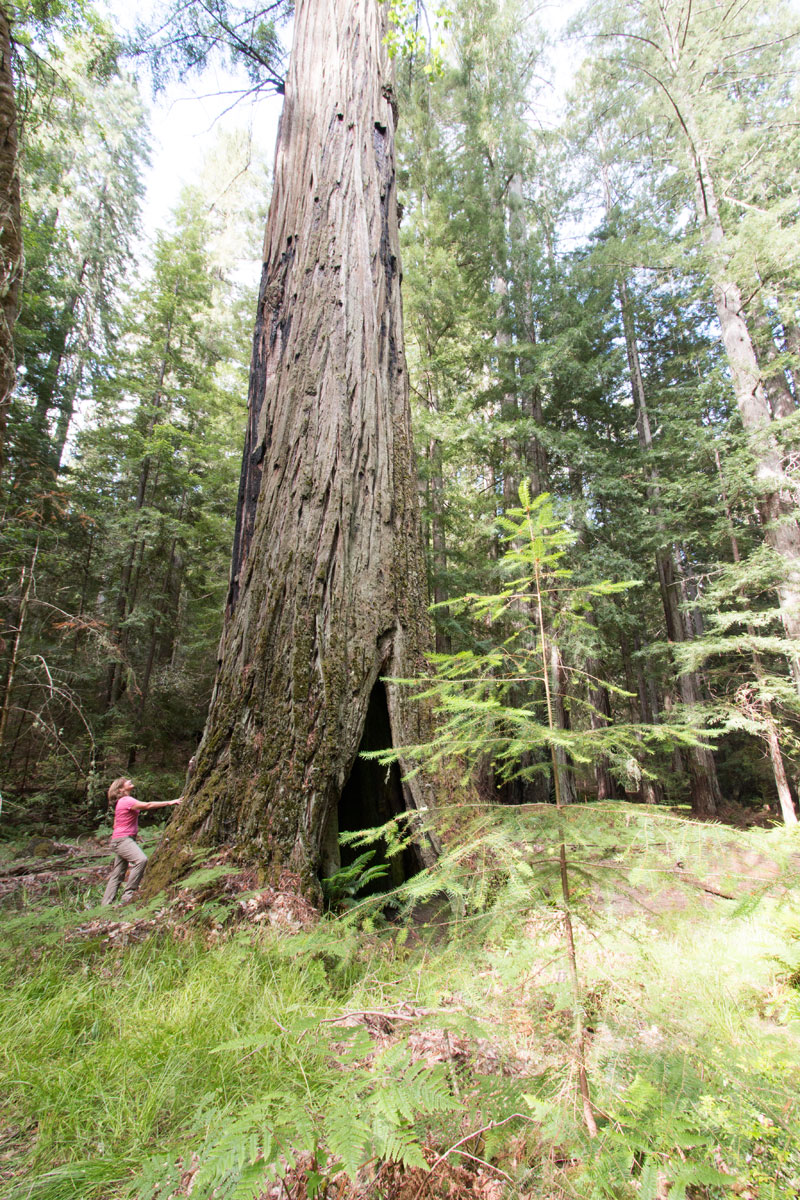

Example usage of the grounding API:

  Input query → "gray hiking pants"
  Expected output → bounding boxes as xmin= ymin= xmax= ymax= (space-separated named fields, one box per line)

xmin=101 ymin=836 xmax=147 ymax=906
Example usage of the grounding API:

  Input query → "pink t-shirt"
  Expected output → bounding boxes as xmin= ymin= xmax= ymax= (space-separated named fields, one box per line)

xmin=112 ymin=796 xmax=141 ymax=839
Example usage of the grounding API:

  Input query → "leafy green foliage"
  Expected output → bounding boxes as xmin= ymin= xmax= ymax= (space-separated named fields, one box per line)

xmin=383 ymin=486 xmax=707 ymax=795
xmin=385 ymin=0 xmax=452 ymax=76
xmin=321 ymin=848 xmax=390 ymax=907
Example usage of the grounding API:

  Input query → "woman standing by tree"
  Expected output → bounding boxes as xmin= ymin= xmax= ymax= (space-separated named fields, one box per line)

xmin=102 ymin=778 xmax=181 ymax=906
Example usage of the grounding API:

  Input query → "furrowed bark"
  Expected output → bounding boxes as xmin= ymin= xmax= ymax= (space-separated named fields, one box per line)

xmin=147 ymin=0 xmax=433 ymax=895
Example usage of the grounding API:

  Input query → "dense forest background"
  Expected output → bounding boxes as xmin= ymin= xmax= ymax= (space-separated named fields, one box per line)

xmin=2 ymin=0 xmax=800 ymax=830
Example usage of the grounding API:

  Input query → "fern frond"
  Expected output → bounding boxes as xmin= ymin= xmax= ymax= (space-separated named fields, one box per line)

xmin=190 ymin=1094 xmax=282 ymax=1198
xmin=371 ymin=1116 xmax=428 ymax=1171
xmin=324 ymin=1106 xmax=372 ymax=1178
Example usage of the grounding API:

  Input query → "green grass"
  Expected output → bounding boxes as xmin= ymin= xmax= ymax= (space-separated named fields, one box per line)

xmin=2 ymin=805 xmax=800 ymax=1199
xmin=1 ymin=899 xmax=469 ymax=1198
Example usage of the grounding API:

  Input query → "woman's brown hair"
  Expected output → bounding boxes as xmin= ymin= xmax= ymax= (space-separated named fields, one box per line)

xmin=107 ymin=777 xmax=129 ymax=805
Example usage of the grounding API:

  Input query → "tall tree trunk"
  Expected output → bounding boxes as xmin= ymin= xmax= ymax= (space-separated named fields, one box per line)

xmin=715 ymin=449 xmax=797 ymax=825
xmin=0 ymin=4 xmax=18 ymax=482
xmin=550 ymin=641 xmax=577 ymax=806
xmin=683 ymin=107 xmax=800 ymax=684
xmin=428 ymin=435 xmax=450 ymax=653
xmin=0 ymin=1 xmax=20 ymax=479
xmin=0 ymin=540 xmax=37 ymax=755
xmin=493 ymin=271 xmax=518 ymax=512
xmin=587 ymin=668 xmax=618 ymax=801
xmin=616 ymin=269 xmax=721 ymax=815
xmin=132 ymin=495 xmax=187 ymax=748
xmin=500 ymin=172 xmax=547 ymax=501
xmin=147 ymin=0 xmax=433 ymax=896
xmin=781 ymin=317 xmax=800 ymax=399
xmin=600 ymin=153 xmax=720 ymax=812
xmin=752 ymin=305 xmax=796 ymax=422
xmin=420 ymin=348 xmax=450 ymax=654
xmin=104 ymin=324 xmax=174 ymax=711
xmin=32 ymin=258 xmax=88 ymax=457
xmin=627 ymin=631 xmax=665 ymax=805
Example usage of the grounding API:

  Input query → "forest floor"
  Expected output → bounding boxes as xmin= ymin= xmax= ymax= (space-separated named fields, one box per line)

xmin=1 ymin=802 xmax=799 ymax=1200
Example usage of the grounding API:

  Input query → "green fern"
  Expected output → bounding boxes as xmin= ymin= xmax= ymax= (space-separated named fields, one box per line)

xmin=321 ymin=849 xmax=390 ymax=906
xmin=373 ymin=1057 xmax=457 ymax=1124
xmin=188 ymin=1095 xmax=283 ymax=1199
xmin=177 ymin=865 xmax=233 ymax=890
xmin=324 ymin=1106 xmax=372 ymax=1177
xmin=373 ymin=1117 xmax=429 ymax=1172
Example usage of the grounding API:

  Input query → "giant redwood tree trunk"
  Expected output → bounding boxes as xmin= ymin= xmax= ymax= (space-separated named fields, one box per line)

xmin=147 ymin=0 xmax=434 ymax=895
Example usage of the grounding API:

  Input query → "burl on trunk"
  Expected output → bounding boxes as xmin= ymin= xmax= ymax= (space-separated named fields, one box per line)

xmin=146 ymin=0 xmax=434 ymax=896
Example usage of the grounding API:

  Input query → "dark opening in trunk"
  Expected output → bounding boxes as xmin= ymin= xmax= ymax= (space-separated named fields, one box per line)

xmin=322 ymin=680 xmax=422 ymax=894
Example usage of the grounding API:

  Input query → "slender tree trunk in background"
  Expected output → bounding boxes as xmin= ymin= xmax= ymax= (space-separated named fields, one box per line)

xmin=133 ymin=495 xmax=186 ymax=747
xmin=550 ymin=641 xmax=577 ymax=805
xmin=629 ymin=631 xmax=665 ymax=805
xmin=782 ymin=318 xmax=800 ymax=398
xmin=52 ymin=361 xmax=83 ymax=470
xmin=753 ymin=307 xmax=796 ymax=421
xmin=428 ymin=436 xmax=450 ymax=653
xmin=640 ymin=9 xmax=800 ymax=675
xmin=765 ymin=725 xmax=798 ymax=827
xmin=0 ymin=541 xmax=37 ymax=755
xmin=6 ymin=682 xmax=32 ymax=767
xmin=105 ymin=531 xmax=148 ymax=710
xmin=615 ymin=271 xmax=721 ymax=815
xmin=494 ymin=271 xmax=518 ymax=513
xmin=104 ymin=331 xmax=173 ymax=710
xmin=80 ymin=543 xmax=94 ymax=621
xmin=499 ymin=175 xmax=518 ymax=511
xmin=32 ymin=259 xmax=88 ymax=458
xmin=587 ymin=667 xmax=618 ymax=801
xmin=0 ymin=1 xmax=20 ymax=479
xmin=421 ymin=357 xmax=450 ymax=654
xmin=504 ymin=172 xmax=547 ymax=500
xmin=715 ymin=450 xmax=798 ymax=825
xmin=674 ymin=550 xmax=704 ymax=640
xmin=147 ymin=0 xmax=433 ymax=895
xmin=517 ymin=208 xmax=547 ymax=495
xmin=631 ymin=632 xmax=660 ymax=725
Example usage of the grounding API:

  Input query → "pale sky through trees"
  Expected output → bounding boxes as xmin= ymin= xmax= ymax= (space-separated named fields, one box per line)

xmin=101 ymin=0 xmax=284 ymax=233
xmin=101 ymin=0 xmax=578 ymax=238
